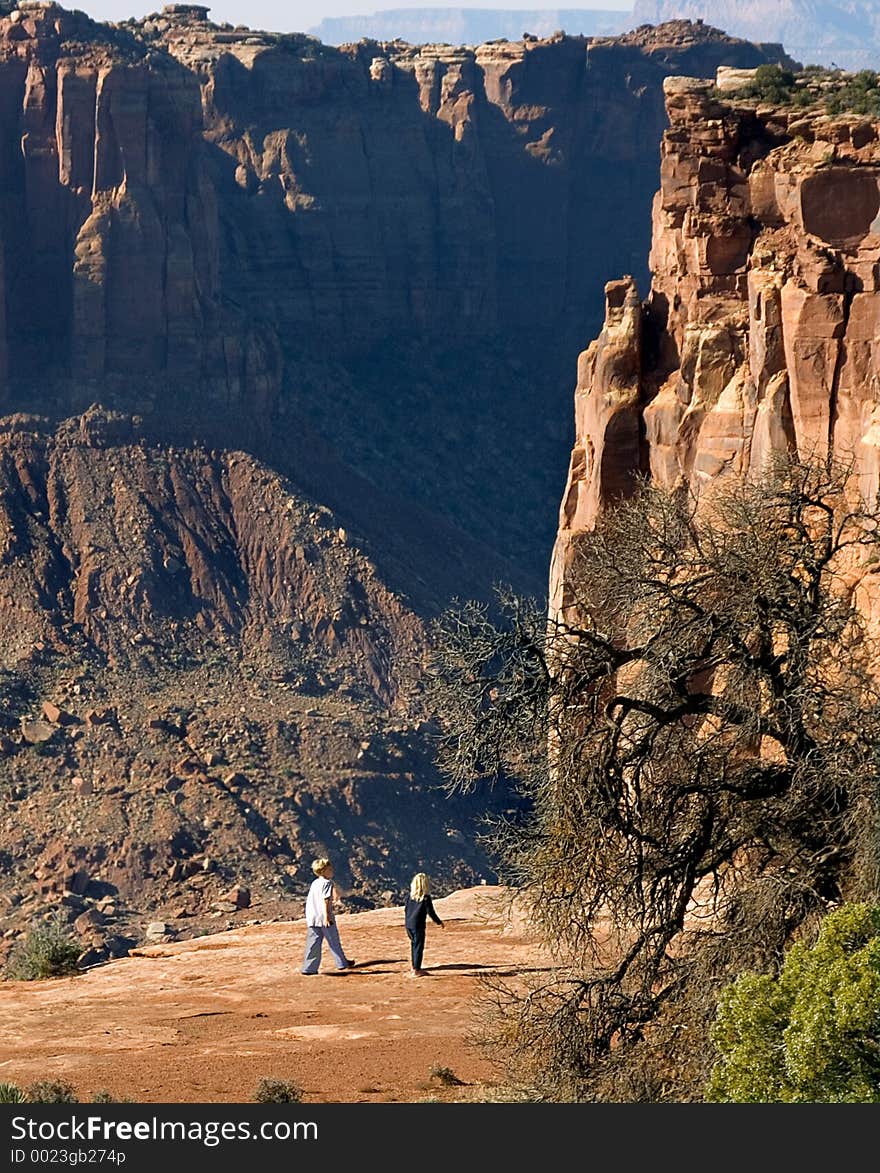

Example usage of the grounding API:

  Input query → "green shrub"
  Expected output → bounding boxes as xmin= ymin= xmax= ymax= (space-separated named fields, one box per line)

xmin=707 ymin=903 xmax=880 ymax=1102
xmin=26 ymin=1080 xmax=79 ymax=1103
xmin=0 ymin=1082 xmax=25 ymax=1103
xmin=5 ymin=916 xmax=81 ymax=980
xmin=826 ymin=69 xmax=880 ymax=116
xmin=721 ymin=63 xmax=880 ymax=113
xmin=253 ymin=1078 xmax=303 ymax=1103
xmin=733 ymin=64 xmax=799 ymax=104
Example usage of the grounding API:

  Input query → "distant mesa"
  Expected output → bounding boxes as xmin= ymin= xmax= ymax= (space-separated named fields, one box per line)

xmin=310 ymin=2 xmax=880 ymax=69
xmin=632 ymin=0 xmax=880 ymax=69
xmin=308 ymin=7 xmax=635 ymax=47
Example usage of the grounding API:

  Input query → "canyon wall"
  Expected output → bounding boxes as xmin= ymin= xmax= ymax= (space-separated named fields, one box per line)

xmin=551 ymin=71 xmax=880 ymax=621
xmin=0 ymin=5 xmax=796 ymax=589
xmin=0 ymin=4 xmax=281 ymax=416
xmin=0 ymin=5 xmax=792 ymax=415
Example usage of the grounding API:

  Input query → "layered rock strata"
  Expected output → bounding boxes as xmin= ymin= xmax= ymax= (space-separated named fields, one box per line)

xmin=552 ymin=72 xmax=880 ymax=621
xmin=0 ymin=2 xmax=280 ymax=414
xmin=0 ymin=5 xmax=793 ymax=415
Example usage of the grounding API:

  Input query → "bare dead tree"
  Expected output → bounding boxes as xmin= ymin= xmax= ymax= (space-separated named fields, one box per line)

xmin=427 ymin=457 xmax=880 ymax=1101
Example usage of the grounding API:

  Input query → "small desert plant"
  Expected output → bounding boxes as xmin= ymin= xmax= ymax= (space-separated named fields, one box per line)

xmin=5 ymin=916 xmax=81 ymax=980
xmin=26 ymin=1080 xmax=78 ymax=1103
xmin=253 ymin=1077 xmax=303 ymax=1103
xmin=428 ymin=1065 xmax=465 ymax=1087
xmin=0 ymin=1082 xmax=25 ymax=1103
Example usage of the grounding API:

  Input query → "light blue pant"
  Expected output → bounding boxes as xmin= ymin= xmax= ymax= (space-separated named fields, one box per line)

xmin=301 ymin=924 xmax=351 ymax=973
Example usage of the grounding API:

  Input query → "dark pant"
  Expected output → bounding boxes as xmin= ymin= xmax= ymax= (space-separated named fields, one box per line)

xmin=407 ymin=927 xmax=425 ymax=970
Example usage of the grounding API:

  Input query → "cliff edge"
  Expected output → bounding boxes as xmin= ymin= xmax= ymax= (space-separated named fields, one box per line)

xmin=552 ymin=67 xmax=880 ymax=623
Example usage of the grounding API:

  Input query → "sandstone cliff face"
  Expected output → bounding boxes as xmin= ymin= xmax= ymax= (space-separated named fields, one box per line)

xmin=551 ymin=71 xmax=880 ymax=620
xmin=0 ymin=4 xmax=285 ymax=416
xmin=184 ymin=17 xmax=792 ymax=347
xmin=0 ymin=7 xmax=791 ymax=408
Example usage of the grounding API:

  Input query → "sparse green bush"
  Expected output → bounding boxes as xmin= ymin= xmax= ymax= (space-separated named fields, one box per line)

xmin=0 ymin=1082 xmax=25 ymax=1103
xmin=733 ymin=64 xmax=800 ymax=104
xmin=26 ymin=1080 xmax=79 ymax=1103
xmin=253 ymin=1078 xmax=303 ymax=1103
xmin=5 ymin=916 xmax=81 ymax=980
xmin=826 ymin=69 xmax=880 ymax=116
xmin=728 ymin=63 xmax=880 ymax=117
xmin=723 ymin=64 xmax=862 ymax=110
xmin=707 ymin=903 xmax=880 ymax=1102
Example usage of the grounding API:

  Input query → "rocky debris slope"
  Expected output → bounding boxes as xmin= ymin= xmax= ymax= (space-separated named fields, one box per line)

xmin=0 ymin=407 xmax=420 ymax=689
xmin=0 ymin=405 xmax=513 ymax=966
xmin=551 ymin=66 xmax=880 ymax=619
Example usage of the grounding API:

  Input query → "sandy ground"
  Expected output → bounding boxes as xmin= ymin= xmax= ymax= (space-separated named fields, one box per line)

xmin=0 ymin=887 xmax=549 ymax=1104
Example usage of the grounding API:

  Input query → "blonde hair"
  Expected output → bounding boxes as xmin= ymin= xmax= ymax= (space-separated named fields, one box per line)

xmin=311 ymin=857 xmax=332 ymax=877
xmin=410 ymin=872 xmax=430 ymax=900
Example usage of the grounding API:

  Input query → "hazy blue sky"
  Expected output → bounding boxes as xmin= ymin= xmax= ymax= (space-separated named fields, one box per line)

xmin=75 ymin=0 xmax=634 ymax=35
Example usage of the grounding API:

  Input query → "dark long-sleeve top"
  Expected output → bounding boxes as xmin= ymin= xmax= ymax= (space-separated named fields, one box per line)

xmin=405 ymin=895 xmax=443 ymax=934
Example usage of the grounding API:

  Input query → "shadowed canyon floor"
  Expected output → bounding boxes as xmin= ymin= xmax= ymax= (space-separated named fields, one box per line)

xmin=0 ymin=887 xmax=548 ymax=1103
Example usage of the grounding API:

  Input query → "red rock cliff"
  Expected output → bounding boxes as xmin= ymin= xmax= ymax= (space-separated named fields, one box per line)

xmin=551 ymin=72 xmax=880 ymax=622
xmin=0 ymin=2 xmax=282 ymax=414
xmin=0 ymin=7 xmax=792 ymax=417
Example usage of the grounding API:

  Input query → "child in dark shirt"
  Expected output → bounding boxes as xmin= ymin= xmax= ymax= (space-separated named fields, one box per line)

xmin=405 ymin=872 xmax=444 ymax=976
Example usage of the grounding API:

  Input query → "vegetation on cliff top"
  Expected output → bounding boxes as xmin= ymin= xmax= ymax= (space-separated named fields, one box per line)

xmin=428 ymin=457 xmax=880 ymax=1102
xmin=727 ymin=62 xmax=880 ymax=117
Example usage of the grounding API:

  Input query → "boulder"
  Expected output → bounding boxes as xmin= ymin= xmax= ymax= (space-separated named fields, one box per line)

xmin=42 ymin=701 xmax=74 ymax=725
xmin=219 ymin=885 xmax=251 ymax=910
xmin=20 ymin=719 xmax=55 ymax=744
